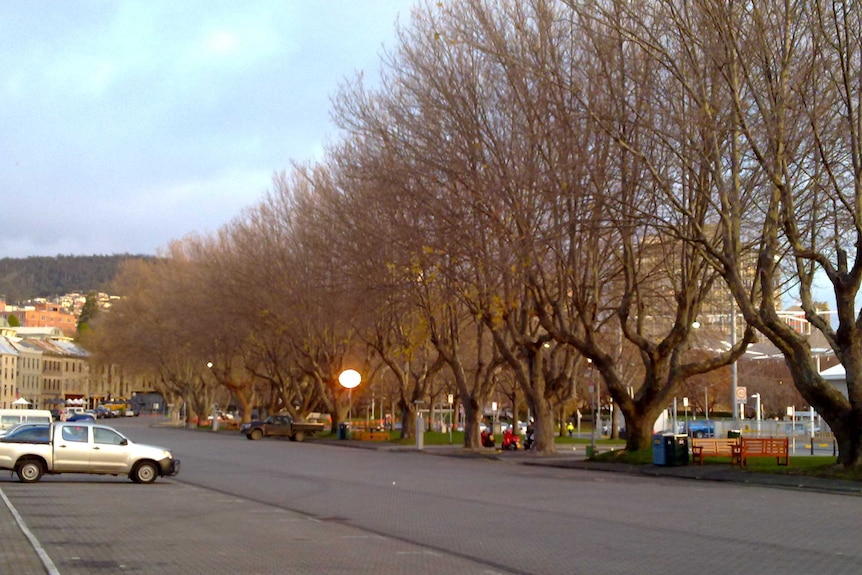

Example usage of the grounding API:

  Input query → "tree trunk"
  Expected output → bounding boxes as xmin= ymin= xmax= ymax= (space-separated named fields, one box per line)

xmin=399 ymin=400 xmax=417 ymax=439
xmin=462 ymin=396 xmax=482 ymax=448
xmin=532 ymin=398 xmax=555 ymax=454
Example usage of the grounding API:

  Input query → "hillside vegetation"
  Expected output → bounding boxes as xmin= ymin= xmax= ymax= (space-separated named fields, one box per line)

xmin=0 ymin=255 xmax=153 ymax=303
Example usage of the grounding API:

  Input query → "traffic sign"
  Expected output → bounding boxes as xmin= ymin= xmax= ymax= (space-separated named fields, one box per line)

xmin=736 ymin=386 xmax=747 ymax=404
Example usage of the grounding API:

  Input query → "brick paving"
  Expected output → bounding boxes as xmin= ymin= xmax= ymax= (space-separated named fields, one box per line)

xmin=0 ymin=483 xmax=57 ymax=574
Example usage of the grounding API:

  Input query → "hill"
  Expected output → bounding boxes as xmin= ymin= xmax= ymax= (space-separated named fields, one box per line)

xmin=0 ymin=255 xmax=153 ymax=303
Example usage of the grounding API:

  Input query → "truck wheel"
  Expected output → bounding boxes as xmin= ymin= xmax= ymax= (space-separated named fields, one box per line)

xmin=249 ymin=429 xmax=263 ymax=440
xmin=131 ymin=461 xmax=158 ymax=484
xmin=293 ymin=431 xmax=305 ymax=442
xmin=694 ymin=430 xmax=705 ymax=438
xmin=16 ymin=460 xmax=44 ymax=483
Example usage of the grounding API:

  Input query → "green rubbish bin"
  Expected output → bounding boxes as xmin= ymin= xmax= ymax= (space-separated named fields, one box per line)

xmin=666 ymin=434 xmax=689 ymax=466
xmin=337 ymin=422 xmax=351 ymax=440
xmin=727 ymin=429 xmax=741 ymax=439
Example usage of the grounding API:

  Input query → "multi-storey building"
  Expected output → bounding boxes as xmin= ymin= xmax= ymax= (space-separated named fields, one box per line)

xmin=0 ymin=337 xmax=19 ymax=409
xmin=0 ymin=301 xmax=77 ymax=336
xmin=10 ymin=339 xmax=49 ymax=409
xmin=89 ymin=363 xmax=163 ymax=412
xmin=27 ymin=339 xmax=90 ymax=404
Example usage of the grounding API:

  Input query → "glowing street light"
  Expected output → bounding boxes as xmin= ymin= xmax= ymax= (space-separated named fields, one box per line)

xmin=338 ymin=369 xmax=362 ymax=422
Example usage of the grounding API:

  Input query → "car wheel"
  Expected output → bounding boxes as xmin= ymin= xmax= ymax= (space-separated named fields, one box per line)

xmin=694 ymin=430 xmax=704 ymax=438
xmin=249 ymin=429 xmax=263 ymax=440
xmin=16 ymin=460 xmax=44 ymax=483
xmin=131 ymin=461 xmax=158 ymax=484
xmin=293 ymin=431 xmax=305 ymax=442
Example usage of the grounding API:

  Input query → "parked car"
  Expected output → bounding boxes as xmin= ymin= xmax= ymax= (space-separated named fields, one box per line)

xmin=67 ymin=413 xmax=96 ymax=422
xmin=206 ymin=411 xmax=235 ymax=423
xmin=684 ymin=420 xmax=716 ymax=438
xmin=0 ymin=422 xmax=49 ymax=438
xmin=94 ymin=406 xmax=115 ymax=419
xmin=0 ymin=424 xmax=49 ymax=443
xmin=240 ymin=414 xmax=325 ymax=442
xmin=0 ymin=421 xmax=180 ymax=483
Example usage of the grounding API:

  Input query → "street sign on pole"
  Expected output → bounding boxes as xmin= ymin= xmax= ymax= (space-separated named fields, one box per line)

xmin=736 ymin=386 xmax=747 ymax=404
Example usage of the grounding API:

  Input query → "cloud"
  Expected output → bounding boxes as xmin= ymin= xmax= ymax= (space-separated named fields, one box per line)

xmin=0 ymin=1 xmax=409 ymax=259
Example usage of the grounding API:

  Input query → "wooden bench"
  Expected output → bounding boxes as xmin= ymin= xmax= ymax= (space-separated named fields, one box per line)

xmin=690 ymin=438 xmax=740 ymax=465
xmin=737 ymin=437 xmax=789 ymax=467
xmin=357 ymin=431 xmax=391 ymax=442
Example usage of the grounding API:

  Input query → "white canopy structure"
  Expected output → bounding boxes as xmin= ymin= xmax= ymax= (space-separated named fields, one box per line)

xmin=819 ymin=363 xmax=849 ymax=398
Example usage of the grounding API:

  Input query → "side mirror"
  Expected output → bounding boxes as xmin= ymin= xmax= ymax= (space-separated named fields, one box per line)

xmin=121 ymin=439 xmax=128 ymax=446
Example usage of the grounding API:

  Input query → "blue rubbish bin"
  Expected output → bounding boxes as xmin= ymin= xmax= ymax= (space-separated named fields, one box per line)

xmin=337 ymin=422 xmax=350 ymax=440
xmin=652 ymin=433 xmax=667 ymax=465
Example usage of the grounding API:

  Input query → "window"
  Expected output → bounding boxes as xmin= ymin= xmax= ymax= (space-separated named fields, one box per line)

xmin=94 ymin=427 xmax=125 ymax=445
xmin=61 ymin=426 xmax=88 ymax=443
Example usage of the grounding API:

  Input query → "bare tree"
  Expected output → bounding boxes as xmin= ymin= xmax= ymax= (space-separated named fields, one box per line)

xmin=594 ymin=0 xmax=862 ymax=466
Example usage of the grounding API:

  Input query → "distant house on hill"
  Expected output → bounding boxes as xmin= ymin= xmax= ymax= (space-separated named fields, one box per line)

xmin=2 ymin=326 xmax=69 ymax=341
xmin=0 ymin=301 xmax=77 ymax=336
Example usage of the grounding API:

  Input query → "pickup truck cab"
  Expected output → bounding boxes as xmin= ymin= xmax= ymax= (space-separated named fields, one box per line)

xmin=0 ymin=422 xmax=180 ymax=484
xmin=240 ymin=414 xmax=325 ymax=442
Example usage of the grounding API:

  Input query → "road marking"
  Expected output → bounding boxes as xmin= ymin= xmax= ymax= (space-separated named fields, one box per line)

xmin=0 ymin=487 xmax=61 ymax=575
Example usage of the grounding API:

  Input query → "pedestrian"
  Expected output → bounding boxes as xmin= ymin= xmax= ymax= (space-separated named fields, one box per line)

xmin=567 ymin=421 xmax=574 ymax=437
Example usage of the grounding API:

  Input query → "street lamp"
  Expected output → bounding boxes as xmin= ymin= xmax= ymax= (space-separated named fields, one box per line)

xmin=587 ymin=358 xmax=596 ymax=458
xmin=338 ymin=369 xmax=362 ymax=422
xmin=206 ymin=362 xmax=218 ymax=431
xmin=730 ymin=295 xmax=738 ymax=426
xmin=751 ymin=393 xmax=761 ymax=436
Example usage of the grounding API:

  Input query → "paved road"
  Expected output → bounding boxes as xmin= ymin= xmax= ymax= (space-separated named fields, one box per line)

xmin=1 ymin=418 xmax=860 ymax=574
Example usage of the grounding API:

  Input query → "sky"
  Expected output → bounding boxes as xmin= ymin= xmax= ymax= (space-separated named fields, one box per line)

xmin=0 ymin=1 xmax=412 ymax=258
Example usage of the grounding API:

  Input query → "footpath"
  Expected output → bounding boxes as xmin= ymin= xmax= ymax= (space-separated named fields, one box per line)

xmin=321 ymin=439 xmax=862 ymax=496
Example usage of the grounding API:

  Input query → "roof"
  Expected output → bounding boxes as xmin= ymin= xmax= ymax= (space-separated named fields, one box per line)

xmin=0 ymin=337 xmax=18 ymax=356
xmin=7 ymin=327 xmax=69 ymax=340
xmin=820 ymin=363 xmax=846 ymax=382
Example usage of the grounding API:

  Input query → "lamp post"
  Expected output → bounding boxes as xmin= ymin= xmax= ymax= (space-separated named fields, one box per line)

xmin=338 ymin=369 xmax=362 ymax=424
xmin=587 ymin=358 xmax=596 ymax=457
xmin=751 ymin=393 xmax=761 ymax=436
xmin=206 ymin=362 xmax=219 ymax=431
xmin=730 ymin=296 xmax=739 ymax=426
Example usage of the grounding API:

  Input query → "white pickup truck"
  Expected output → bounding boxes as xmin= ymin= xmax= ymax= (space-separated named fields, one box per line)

xmin=0 ymin=422 xmax=180 ymax=484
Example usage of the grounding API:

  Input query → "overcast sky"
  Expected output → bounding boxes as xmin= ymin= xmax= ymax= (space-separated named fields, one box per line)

xmin=0 ymin=1 xmax=410 ymax=258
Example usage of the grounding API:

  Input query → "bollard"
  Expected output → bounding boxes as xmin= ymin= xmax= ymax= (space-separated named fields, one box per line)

xmin=416 ymin=413 xmax=424 ymax=451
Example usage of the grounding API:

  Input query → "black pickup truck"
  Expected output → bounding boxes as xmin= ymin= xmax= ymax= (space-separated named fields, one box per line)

xmin=239 ymin=414 xmax=326 ymax=442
